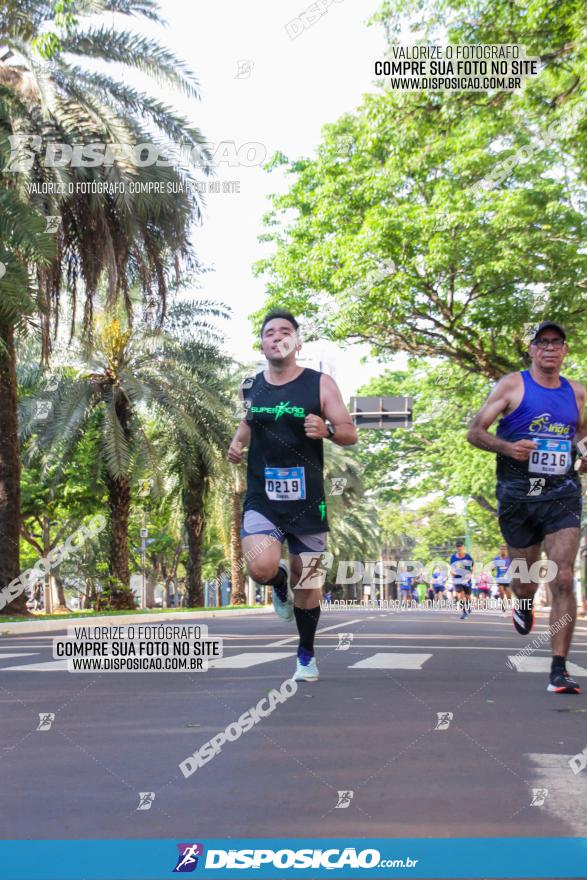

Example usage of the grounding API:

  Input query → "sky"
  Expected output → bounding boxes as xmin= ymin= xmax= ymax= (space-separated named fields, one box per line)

xmin=132 ymin=0 xmax=397 ymax=399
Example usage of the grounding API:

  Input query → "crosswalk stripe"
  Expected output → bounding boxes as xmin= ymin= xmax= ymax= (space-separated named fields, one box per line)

xmin=2 ymin=659 xmax=67 ymax=671
xmin=508 ymin=656 xmax=587 ymax=675
xmin=269 ymin=618 xmax=365 ymax=647
xmin=349 ymin=652 xmax=432 ymax=670
xmin=4 ymin=651 xmax=585 ymax=674
xmin=208 ymin=652 xmax=296 ymax=669
xmin=0 ymin=652 xmax=39 ymax=659
xmin=2 ymin=652 xmax=297 ymax=672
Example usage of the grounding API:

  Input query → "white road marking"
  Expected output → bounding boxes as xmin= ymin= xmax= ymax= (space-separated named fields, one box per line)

xmin=526 ymin=753 xmax=587 ymax=834
xmin=349 ymin=652 xmax=432 ymax=670
xmin=310 ymin=633 xmax=536 ymax=641
xmin=2 ymin=660 xmax=67 ymax=671
xmin=508 ymin=656 xmax=587 ymax=675
xmin=268 ymin=618 xmax=365 ymax=646
xmin=0 ymin=652 xmax=39 ymax=659
xmin=208 ymin=651 xmax=296 ymax=669
xmin=4 ymin=652 xmax=297 ymax=672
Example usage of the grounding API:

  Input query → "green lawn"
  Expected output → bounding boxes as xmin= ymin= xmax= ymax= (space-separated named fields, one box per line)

xmin=0 ymin=605 xmax=264 ymax=623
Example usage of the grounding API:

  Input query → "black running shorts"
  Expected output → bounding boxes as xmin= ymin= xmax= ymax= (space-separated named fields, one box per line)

xmin=454 ymin=584 xmax=472 ymax=595
xmin=498 ymin=494 xmax=582 ymax=549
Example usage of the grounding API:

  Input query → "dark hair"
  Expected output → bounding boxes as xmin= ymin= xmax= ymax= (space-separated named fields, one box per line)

xmin=260 ymin=309 xmax=299 ymax=335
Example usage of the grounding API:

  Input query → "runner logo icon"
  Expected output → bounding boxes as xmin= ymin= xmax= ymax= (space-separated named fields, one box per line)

xmin=173 ymin=843 xmax=204 ymax=872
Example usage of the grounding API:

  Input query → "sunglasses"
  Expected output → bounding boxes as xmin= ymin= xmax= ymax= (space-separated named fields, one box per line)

xmin=532 ymin=337 xmax=565 ymax=349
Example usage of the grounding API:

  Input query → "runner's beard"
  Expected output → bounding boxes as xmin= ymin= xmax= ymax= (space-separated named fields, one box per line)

xmin=266 ymin=351 xmax=296 ymax=365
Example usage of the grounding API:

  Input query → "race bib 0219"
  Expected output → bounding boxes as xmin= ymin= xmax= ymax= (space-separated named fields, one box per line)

xmin=528 ymin=438 xmax=571 ymax=476
xmin=264 ymin=467 xmax=306 ymax=501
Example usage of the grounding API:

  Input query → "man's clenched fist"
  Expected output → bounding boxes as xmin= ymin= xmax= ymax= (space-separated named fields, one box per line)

xmin=227 ymin=440 xmax=245 ymax=463
xmin=304 ymin=414 xmax=328 ymax=440
xmin=507 ymin=439 xmax=538 ymax=461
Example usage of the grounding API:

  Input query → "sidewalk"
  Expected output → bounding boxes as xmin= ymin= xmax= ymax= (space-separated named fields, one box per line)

xmin=0 ymin=606 xmax=273 ymax=636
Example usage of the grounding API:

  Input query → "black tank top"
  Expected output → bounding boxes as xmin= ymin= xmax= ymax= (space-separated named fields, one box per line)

xmin=242 ymin=368 xmax=328 ymax=534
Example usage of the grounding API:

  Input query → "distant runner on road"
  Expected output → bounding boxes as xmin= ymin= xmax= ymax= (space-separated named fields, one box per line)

xmin=450 ymin=542 xmax=474 ymax=620
xmin=492 ymin=544 xmax=512 ymax=612
xmin=431 ymin=566 xmax=447 ymax=597
xmin=227 ymin=309 xmax=358 ymax=682
xmin=467 ymin=321 xmax=586 ymax=694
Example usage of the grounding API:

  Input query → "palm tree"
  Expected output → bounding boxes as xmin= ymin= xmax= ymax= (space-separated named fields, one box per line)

xmin=0 ymin=0 xmax=211 ymax=611
xmin=323 ymin=443 xmax=381 ymax=599
xmin=25 ymin=300 xmax=230 ymax=607
xmin=205 ymin=463 xmax=248 ymax=606
xmin=159 ymin=302 xmax=234 ymax=606
xmin=0 ymin=172 xmax=54 ymax=613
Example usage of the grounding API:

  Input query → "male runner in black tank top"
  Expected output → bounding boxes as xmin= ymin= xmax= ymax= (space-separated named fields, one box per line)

xmin=227 ymin=309 xmax=358 ymax=682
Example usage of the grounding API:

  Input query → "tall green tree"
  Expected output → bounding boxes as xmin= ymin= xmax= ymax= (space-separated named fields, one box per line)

xmin=255 ymin=0 xmax=587 ymax=378
xmin=0 ymin=169 xmax=54 ymax=613
xmin=256 ymin=91 xmax=587 ymax=380
xmin=0 ymin=0 xmax=210 ymax=611
xmin=19 ymin=356 xmax=106 ymax=610
xmin=373 ymin=0 xmax=587 ymax=163
xmin=26 ymin=302 xmax=229 ymax=607
xmin=159 ymin=302 xmax=233 ymax=607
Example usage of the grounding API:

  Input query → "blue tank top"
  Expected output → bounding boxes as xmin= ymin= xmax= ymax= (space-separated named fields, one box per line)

xmin=495 ymin=370 xmax=580 ymax=501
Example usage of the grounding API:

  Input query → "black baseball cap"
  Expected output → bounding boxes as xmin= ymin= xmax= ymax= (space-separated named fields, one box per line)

xmin=531 ymin=321 xmax=567 ymax=342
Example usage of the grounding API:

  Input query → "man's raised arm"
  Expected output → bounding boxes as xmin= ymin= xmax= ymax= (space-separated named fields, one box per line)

xmin=227 ymin=386 xmax=251 ymax=463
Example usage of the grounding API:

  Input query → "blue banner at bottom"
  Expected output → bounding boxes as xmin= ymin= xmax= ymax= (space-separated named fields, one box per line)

xmin=1 ymin=838 xmax=586 ymax=879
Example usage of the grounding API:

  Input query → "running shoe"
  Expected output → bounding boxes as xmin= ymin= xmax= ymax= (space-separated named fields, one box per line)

xmin=547 ymin=669 xmax=581 ymax=694
xmin=293 ymin=654 xmax=319 ymax=682
xmin=460 ymin=610 xmax=467 ymax=620
xmin=271 ymin=560 xmax=294 ymax=622
xmin=512 ymin=598 xmax=534 ymax=635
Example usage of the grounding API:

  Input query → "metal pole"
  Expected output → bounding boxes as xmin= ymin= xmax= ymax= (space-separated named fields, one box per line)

xmin=140 ymin=516 xmax=147 ymax=609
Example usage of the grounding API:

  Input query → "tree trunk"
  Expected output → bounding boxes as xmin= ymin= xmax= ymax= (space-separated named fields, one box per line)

xmin=43 ymin=515 xmax=69 ymax=613
xmin=0 ymin=321 xmax=28 ymax=615
xmin=145 ymin=569 xmax=156 ymax=608
xmin=163 ymin=544 xmax=182 ymax=607
xmin=230 ymin=470 xmax=246 ymax=605
xmin=104 ymin=472 xmax=134 ymax=609
xmin=184 ymin=476 xmax=205 ymax=607
xmin=52 ymin=571 xmax=68 ymax=612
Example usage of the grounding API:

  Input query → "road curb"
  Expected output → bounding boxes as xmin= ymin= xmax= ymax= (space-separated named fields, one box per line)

xmin=0 ymin=606 xmax=273 ymax=636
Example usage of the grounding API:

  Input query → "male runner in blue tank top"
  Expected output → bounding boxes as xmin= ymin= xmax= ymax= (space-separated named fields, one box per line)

xmin=468 ymin=322 xmax=586 ymax=694
xmin=227 ymin=310 xmax=358 ymax=682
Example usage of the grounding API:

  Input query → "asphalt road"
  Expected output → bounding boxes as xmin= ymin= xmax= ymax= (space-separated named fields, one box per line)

xmin=1 ymin=605 xmax=586 ymax=876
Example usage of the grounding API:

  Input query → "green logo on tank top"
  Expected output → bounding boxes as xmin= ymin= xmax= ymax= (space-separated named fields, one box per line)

xmin=250 ymin=401 xmax=306 ymax=421
xmin=318 ymin=499 xmax=327 ymax=521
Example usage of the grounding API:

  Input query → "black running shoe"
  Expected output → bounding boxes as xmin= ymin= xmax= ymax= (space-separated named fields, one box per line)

xmin=512 ymin=599 xmax=534 ymax=635
xmin=547 ymin=669 xmax=581 ymax=694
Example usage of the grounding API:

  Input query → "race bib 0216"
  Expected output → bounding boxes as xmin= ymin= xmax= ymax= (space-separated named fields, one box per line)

xmin=528 ymin=438 xmax=571 ymax=476
xmin=264 ymin=467 xmax=306 ymax=501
